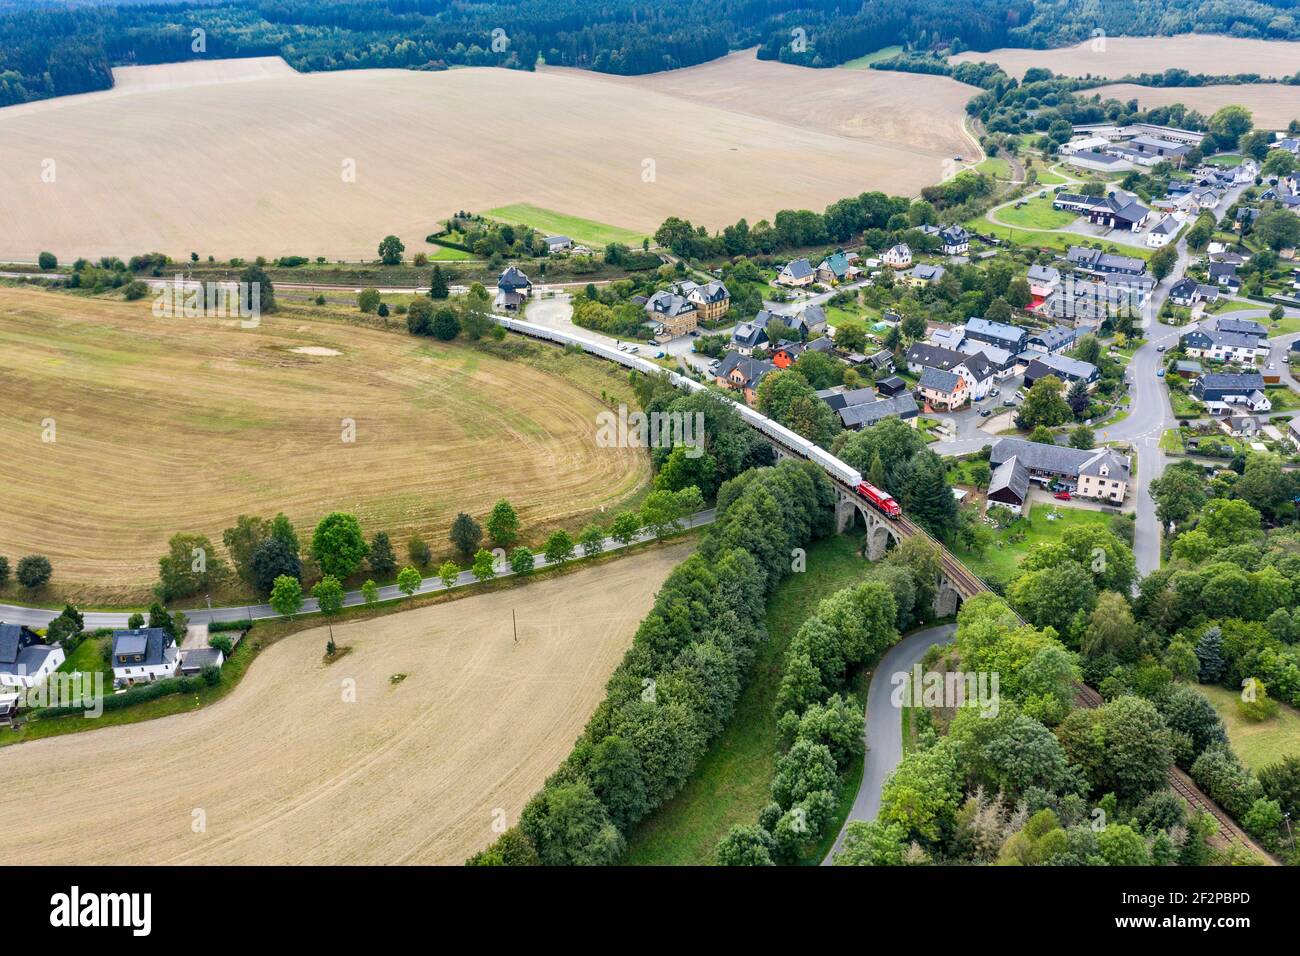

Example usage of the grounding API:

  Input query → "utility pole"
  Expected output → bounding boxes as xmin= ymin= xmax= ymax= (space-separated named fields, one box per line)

xmin=513 ymin=609 xmax=518 ymax=644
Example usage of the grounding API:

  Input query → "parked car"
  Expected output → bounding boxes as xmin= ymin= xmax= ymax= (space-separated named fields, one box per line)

xmin=1002 ymin=398 xmax=1017 ymax=407
xmin=1054 ymin=491 xmax=1072 ymax=501
xmin=980 ymin=408 xmax=993 ymax=417
xmin=1156 ymin=368 xmax=1165 ymax=377
xmin=1156 ymin=345 xmax=1166 ymax=352
xmin=990 ymin=387 xmax=1000 ymax=398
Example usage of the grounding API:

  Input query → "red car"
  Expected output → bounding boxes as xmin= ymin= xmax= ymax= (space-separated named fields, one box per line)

xmin=1054 ymin=491 xmax=1071 ymax=501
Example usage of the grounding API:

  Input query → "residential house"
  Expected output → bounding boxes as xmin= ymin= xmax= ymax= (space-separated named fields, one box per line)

xmin=1027 ymin=264 xmax=1061 ymax=302
xmin=789 ymin=303 xmax=828 ymax=338
xmin=0 ymin=623 xmax=65 ymax=689
xmin=838 ymin=393 xmax=919 ymax=430
xmin=1217 ymin=317 xmax=1266 ymax=339
xmin=110 ymin=627 xmax=179 ymax=687
xmin=681 ymin=280 xmax=730 ymax=323
xmin=816 ymin=386 xmax=877 ymax=413
xmin=1288 ymin=415 xmax=1300 ymax=450
xmin=644 ymin=288 xmax=698 ymax=336
xmin=938 ymin=225 xmax=970 ymax=256
xmin=905 ymin=263 xmax=946 ymax=288
xmin=770 ymin=340 xmax=806 ymax=369
xmin=543 ymin=235 xmax=573 ymax=253
xmin=1179 ymin=327 xmax=1267 ymax=365
xmin=730 ymin=321 xmax=768 ymax=356
xmin=1218 ymin=415 xmax=1261 ymax=439
xmin=1026 ymin=325 xmax=1078 ymax=355
xmin=1207 ymin=261 xmax=1240 ymax=292
xmin=883 ymin=244 xmax=913 ymax=269
xmin=815 ymin=250 xmax=862 ymax=284
xmin=930 ymin=325 xmax=966 ymax=350
xmin=1191 ymin=372 xmax=1271 ymax=414
xmin=990 ymin=438 xmax=1130 ymax=504
xmin=777 ymin=258 xmax=815 ymax=287
xmin=1066 ymin=246 xmax=1146 ymax=277
xmin=495 ymin=265 xmax=532 ymax=311
xmin=1022 ymin=354 xmax=1099 ymax=390
xmin=965 ymin=316 xmax=1028 ymax=353
xmin=960 ymin=340 xmax=1018 ymax=379
xmin=715 ymin=353 xmax=776 ymax=405
xmin=918 ymin=367 xmax=968 ymax=411
xmin=1169 ymin=277 xmax=1218 ymax=307
xmin=1085 ymin=192 xmax=1150 ymax=231
xmin=1146 ymin=216 xmax=1180 ymax=248
xmin=905 ymin=342 xmax=994 ymax=399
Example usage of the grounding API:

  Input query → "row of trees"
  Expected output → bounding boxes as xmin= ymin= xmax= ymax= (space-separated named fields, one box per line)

xmin=469 ymin=459 xmax=836 ymax=865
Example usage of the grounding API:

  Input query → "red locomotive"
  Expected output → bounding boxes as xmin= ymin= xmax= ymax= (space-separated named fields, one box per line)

xmin=856 ymin=481 xmax=901 ymax=518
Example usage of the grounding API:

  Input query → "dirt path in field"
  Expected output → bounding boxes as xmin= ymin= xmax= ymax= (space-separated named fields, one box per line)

xmin=0 ymin=543 xmax=690 ymax=864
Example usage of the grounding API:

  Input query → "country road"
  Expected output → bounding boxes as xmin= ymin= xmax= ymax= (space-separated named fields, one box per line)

xmin=0 ymin=511 xmax=715 ymax=629
xmin=822 ymin=623 xmax=956 ymax=865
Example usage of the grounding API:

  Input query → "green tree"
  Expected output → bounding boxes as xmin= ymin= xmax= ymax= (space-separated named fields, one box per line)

xmin=269 ymin=575 xmax=304 ymax=618
xmin=239 ymin=263 xmax=275 ymax=313
xmin=368 ymin=531 xmax=397 ymax=577
xmin=268 ymin=512 xmax=299 ymax=554
xmin=610 ymin=511 xmax=641 ymax=545
xmin=1254 ymin=209 xmax=1300 ymax=253
xmin=431 ymin=307 xmax=461 ymax=340
xmin=1207 ymin=104 xmax=1253 ymax=150
xmin=449 ymin=512 xmax=483 ymax=558
xmin=902 ymin=453 xmax=958 ymax=540
xmin=312 ymin=574 xmax=345 ymax=616
xmin=393 ymin=566 xmax=419 ymax=597
xmin=156 ymin=533 xmax=225 ymax=601
xmin=520 ymin=780 xmax=624 ymax=866
xmin=486 ymin=499 xmax=520 ymax=549
xmin=407 ymin=533 xmax=432 ymax=568
xmin=437 ymin=560 xmax=460 ymax=590
xmin=1149 ymin=462 xmax=1207 ymax=526
xmin=249 ymin=536 xmax=301 ymax=595
xmin=222 ymin=514 xmax=268 ymax=585
xmin=377 ymin=234 xmax=405 ymax=265
xmin=1149 ymin=244 xmax=1177 ymax=281
xmin=361 ymin=578 xmax=379 ymax=605
xmin=1069 ymin=424 xmax=1095 ymax=449
xmin=406 ymin=297 xmax=434 ymax=335
xmin=38 ymin=251 xmax=57 ymax=270
xmin=578 ymin=524 xmax=605 ymax=557
xmin=544 ymin=530 xmax=575 ymax=565
xmin=358 ymin=287 xmax=380 ymax=313
xmin=15 ymin=554 xmax=52 ymax=590
xmin=716 ymin=825 xmax=776 ymax=866
xmin=472 ymin=548 xmax=497 ymax=581
xmin=640 ymin=489 xmax=686 ymax=539
xmin=429 ymin=264 xmax=450 ymax=299
xmin=311 ymin=512 xmax=369 ymax=580
xmin=1018 ymin=375 xmax=1071 ymax=428
xmin=509 ymin=546 xmax=535 ymax=575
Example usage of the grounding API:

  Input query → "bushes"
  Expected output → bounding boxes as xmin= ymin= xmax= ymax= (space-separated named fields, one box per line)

xmin=35 ymin=671 xmax=220 ymax=720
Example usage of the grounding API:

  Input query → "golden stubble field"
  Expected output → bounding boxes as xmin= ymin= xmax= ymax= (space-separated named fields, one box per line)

xmin=1090 ymin=83 xmax=1300 ymax=130
xmin=0 ymin=53 xmax=976 ymax=262
xmin=952 ymin=34 xmax=1300 ymax=80
xmin=0 ymin=543 xmax=691 ymax=864
xmin=0 ymin=285 xmax=649 ymax=603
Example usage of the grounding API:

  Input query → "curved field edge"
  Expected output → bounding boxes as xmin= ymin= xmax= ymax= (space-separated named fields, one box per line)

xmin=0 ymin=284 xmax=651 ymax=606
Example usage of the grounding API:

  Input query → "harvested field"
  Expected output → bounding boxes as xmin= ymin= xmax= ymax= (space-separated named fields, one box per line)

xmin=0 ymin=52 xmax=976 ymax=263
xmin=1090 ymin=83 xmax=1300 ymax=131
xmin=573 ymin=50 xmax=976 ymax=157
xmin=952 ymin=35 xmax=1300 ymax=80
xmin=0 ymin=543 xmax=692 ymax=864
xmin=0 ymin=285 xmax=649 ymax=604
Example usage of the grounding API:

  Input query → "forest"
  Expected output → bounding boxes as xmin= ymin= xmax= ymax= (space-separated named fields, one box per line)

xmin=5 ymin=0 xmax=1300 ymax=107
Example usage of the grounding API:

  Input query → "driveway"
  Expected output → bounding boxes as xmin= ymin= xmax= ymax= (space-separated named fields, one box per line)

xmin=822 ymin=623 xmax=955 ymax=865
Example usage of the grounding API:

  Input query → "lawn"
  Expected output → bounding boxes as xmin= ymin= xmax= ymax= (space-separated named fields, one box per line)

xmin=1029 ymin=165 xmax=1068 ymax=185
xmin=1196 ymin=683 xmax=1300 ymax=772
xmin=55 ymin=633 xmax=113 ymax=700
xmin=839 ymin=45 xmax=903 ymax=68
xmin=975 ymin=156 xmax=1012 ymax=180
xmin=424 ymin=243 xmax=474 ymax=261
xmin=1266 ymin=385 xmax=1300 ymax=411
xmin=991 ymin=196 xmax=1077 ymax=230
xmin=1159 ymin=428 xmax=1185 ymax=453
xmin=482 ymin=203 xmax=648 ymax=249
xmin=622 ymin=533 xmax=872 ymax=865
xmin=954 ymin=501 xmax=1115 ymax=586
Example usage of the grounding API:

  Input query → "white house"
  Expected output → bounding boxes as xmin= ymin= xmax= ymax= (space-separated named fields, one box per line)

xmin=1146 ymin=215 xmax=1179 ymax=248
xmin=0 ymin=624 xmax=65 ymax=689
xmin=110 ymin=627 xmax=179 ymax=687
xmin=776 ymin=258 xmax=815 ymax=287
xmin=883 ymin=244 xmax=913 ymax=269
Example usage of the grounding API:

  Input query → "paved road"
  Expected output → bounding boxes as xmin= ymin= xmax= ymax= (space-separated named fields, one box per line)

xmin=822 ymin=623 xmax=955 ymax=865
xmin=0 ymin=511 xmax=716 ymax=630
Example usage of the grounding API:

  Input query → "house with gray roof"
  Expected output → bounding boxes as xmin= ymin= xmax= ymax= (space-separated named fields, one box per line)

xmin=179 ymin=646 xmax=225 ymax=676
xmin=990 ymin=438 xmax=1130 ymax=503
xmin=0 ymin=622 xmax=66 ymax=689
xmin=777 ymin=258 xmax=815 ymax=287
xmin=938 ymin=225 xmax=970 ymax=256
xmin=1066 ymin=246 xmax=1146 ymax=277
xmin=918 ymin=367 xmax=967 ymax=410
xmin=1026 ymin=325 xmax=1078 ymax=355
xmin=730 ymin=322 xmax=769 ymax=355
xmin=838 ymin=392 xmax=919 ymax=430
xmin=966 ymin=317 xmax=1028 ymax=353
xmin=987 ymin=456 xmax=1030 ymax=514
xmin=715 ymin=352 xmax=776 ymax=405
xmin=1191 ymin=372 xmax=1271 ymax=413
xmin=1021 ymin=353 xmax=1099 ymax=389
xmin=110 ymin=627 xmax=179 ymax=687
xmin=1180 ymin=326 xmax=1267 ymax=365
xmin=495 ymin=265 xmax=532 ymax=311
